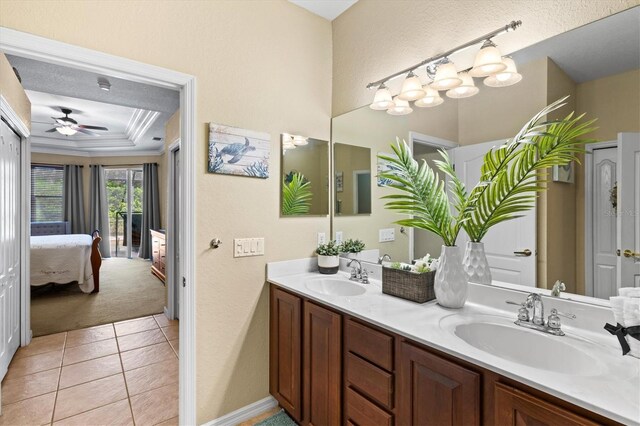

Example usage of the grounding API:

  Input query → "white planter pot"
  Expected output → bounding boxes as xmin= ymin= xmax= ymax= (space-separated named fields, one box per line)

xmin=434 ymin=245 xmax=468 ymax=308
xmin=462 ymin=241 xmax=492 ymax=285
xmin=317 ymin=255 xmax=339 ymax=274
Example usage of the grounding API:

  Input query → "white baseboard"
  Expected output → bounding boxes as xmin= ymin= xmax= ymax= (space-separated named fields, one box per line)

xmin=202 ymin=396 xmax=278 ymax=426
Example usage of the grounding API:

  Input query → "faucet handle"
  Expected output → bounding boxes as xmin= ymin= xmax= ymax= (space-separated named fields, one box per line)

xmin=506 ymin=300 xmax=530 ymax=322
xmin=547 ymin=308 xmax=575 ymax=331
xmin=551 ymin=308 xmax=575 ymax=319
xmin=506 ymin=300 xmax=525 ymax=306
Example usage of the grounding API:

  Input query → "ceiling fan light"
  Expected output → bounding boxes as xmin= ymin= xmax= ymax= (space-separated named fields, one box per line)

xmin=415 ymin=87 xmax=444 ymax=107
xmin=484 ymin=57 xmax=523 ymax=87
xmin=56 ymin=126 xmax=77 ymax=136
xmin=370 ymin=84 xmax=395 ymax=110
xmin=446 ymin=72 xmax=479 ymax=99
xmin=398 ymin=72 xmax=426 ymax=101
xmin=430 ymin=62 xmax=462 ymax=91
xmin=387 ymin=96 xmax=413 ymax=115
xmin=469 ymin=41 xmax=507 ymax=77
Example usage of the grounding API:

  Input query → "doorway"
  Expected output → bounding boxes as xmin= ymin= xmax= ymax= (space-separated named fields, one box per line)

xmin=105 ymin=167 xmax=143 ymax=258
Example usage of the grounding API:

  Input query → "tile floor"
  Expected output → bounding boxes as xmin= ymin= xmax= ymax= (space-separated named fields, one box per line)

xmin=1 ymin=314 xmax=179 ymax=426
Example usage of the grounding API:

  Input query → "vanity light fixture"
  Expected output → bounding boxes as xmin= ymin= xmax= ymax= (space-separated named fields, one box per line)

xmin=430 ymin=60 xmax=462 ymax=91
xmin=366 ymin=20 xmax=522 ymax=114
xmin=293 ymin=135 xmax=309 ymax=146
xmin=468 ymin=40 xmax=507 ymax=77
xmin=484 ymin=57 xmax=523 ymax=87
xmin=446 ymin=72 xmax=479 ymax=99
xmin=415 ymin=86 xmax=444 ymax=107
xmin=398 ymin=71 xmax=426 ymax=101
xmin=387 ymin=96 xmax=413 ymax=115
xmin=370 ymin=84 xmax=395 ymax=110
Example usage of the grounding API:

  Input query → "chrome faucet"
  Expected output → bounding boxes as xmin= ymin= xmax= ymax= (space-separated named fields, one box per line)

xmin=506 ymin=293 xmax=575 ymax=336
xmin=348 ymin=259 xmax=369 ymax=284
xmin=378 ymin=254 xmax=391 ymax=264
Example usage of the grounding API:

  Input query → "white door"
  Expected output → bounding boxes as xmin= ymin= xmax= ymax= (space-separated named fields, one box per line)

xmin=0 ymin=118 xmax=22 ymax=379
xmin=454 ymin=141 xmax=536 ymax=286
xmin=617 ymin=133 xmax=640 ymax=287
xmin=591 ymin=147 xmax=618 ymax=298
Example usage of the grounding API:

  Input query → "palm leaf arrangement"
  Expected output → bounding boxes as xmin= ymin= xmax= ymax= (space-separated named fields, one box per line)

xmin=379 ymin=97 xmax=597 ymax=245
xmin=282 ymin=172 xmax=313 ymax=215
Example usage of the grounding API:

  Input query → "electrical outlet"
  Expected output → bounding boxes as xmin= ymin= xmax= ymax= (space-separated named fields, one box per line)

xmin=335 ymin=231 xmax=343 ymax=245
xmin=234 ymin=238 xmax=265 ymax=257
xmin=379 ymin=228 xmax=395 ymax=242
xmin=317 ymin=232 xmax=326 ymax=246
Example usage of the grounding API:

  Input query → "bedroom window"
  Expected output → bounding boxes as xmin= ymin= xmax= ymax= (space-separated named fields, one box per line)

xmin=31 ymin=165 xmax=64 ymax=222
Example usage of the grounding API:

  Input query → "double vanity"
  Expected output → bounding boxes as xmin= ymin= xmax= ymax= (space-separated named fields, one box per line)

xmin=267 ymin=258 xmax=640 ymax=426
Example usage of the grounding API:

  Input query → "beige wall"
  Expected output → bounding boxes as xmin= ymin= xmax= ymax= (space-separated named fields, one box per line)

xmin=1 ymin=1 xmax=333 ymax=421
xmin=331 ymin=0 xmax=639 ymax=116
xmin=0 ymin=52 xmax=30 ymax=130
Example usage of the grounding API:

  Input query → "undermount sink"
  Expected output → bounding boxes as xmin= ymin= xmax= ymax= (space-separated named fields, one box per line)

xmin=305 ymin=277 xmax=366 ymax=297
xmin=451 ymin=318 xmax=606 ymax=376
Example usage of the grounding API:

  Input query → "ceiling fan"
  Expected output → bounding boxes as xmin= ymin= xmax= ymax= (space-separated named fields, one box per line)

xmin=46 ymin=107 xmax=109 ymax=136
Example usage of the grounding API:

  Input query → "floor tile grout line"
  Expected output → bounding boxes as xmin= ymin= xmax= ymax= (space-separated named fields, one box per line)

xmin=114 ymin=322 xmax=137 ymax=426
xmin=50 ymin=331 xmax=68 ymax=426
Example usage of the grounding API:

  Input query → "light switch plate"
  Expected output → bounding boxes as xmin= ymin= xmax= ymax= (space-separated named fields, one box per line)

xmin=335 ymin=231 xmax=343 ymax=245
xmin=317 ymin=232 xmax=326 ymax=246
xmin=379 ymin=228 xmax=395 ymax=243
xmin=234 ymin=238 xmax=265 ymax=257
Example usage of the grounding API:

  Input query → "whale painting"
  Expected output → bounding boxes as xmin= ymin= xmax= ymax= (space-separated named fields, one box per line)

xmin=208 ymin=123 xmax=270 ymax=178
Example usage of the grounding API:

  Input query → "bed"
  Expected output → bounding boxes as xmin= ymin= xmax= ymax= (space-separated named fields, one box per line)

xmin=30 ymin=230 xmax=103 ymax=293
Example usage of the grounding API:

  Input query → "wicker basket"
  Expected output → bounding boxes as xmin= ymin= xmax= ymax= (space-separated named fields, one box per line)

xmin=382 ymin=267 xmax=436 ymax=303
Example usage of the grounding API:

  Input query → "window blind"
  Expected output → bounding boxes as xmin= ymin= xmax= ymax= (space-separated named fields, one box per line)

xmin=31 ymin=165 xmax=64 ymax=222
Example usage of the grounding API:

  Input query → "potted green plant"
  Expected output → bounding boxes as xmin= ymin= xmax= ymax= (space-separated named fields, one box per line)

xmin=378 ymin=97 xmax=595 ymax=307
xmin=316 ymin=240 xmax=341 ymax=274
xmin=340 ymin=238 xmax=365 ymax=259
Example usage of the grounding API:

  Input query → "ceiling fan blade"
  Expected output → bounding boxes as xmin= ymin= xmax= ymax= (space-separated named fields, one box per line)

xmin=45 ymin=128 xmax=59 ymax=133
xmin=74 ymin=127 xmax=100 ymax=136
xmin=78 ymin=125 xmax=109 ymax=131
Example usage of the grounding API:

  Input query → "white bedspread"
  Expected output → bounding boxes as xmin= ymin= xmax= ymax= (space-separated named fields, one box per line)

xmin=30 ymin=234 xmax=94 ymax=293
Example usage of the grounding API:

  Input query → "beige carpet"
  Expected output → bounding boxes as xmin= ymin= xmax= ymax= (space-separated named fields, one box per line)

xmin=31 ymin=257 xmax=166 ymax=336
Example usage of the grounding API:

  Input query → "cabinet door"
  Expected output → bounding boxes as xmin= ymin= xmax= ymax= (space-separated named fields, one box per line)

xmin=270 ymin=286 xmax=302 ymax=422
xmin=304 ymin=301 xmax=341 ymax=426
xmin=398 ymin=342 xmax=480 ymax=426
xmin=494 ymin=382 xmax=600 ymax=426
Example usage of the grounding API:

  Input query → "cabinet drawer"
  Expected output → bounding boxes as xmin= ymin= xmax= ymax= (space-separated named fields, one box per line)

xmin=345 ymin=386 xmax=393 ymax=426
xmin=345 ymin=319 xmax=394 ymax=371
xmin=346 ymin=352 xmax=393 ymax=410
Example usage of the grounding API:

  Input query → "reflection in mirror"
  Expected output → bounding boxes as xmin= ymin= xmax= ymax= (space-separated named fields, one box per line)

xmin=333 ymin=143 xmax=371 ymax=216
xmin=330 ymin=7 xmax=640 ymax=301
xmin=280 ymin=134 xmax=329 ymax=216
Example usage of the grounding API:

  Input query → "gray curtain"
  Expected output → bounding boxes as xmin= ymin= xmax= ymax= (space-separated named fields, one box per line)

xmin=139 ymin=163 xmax=161 ymax=259
xmin=63 ymin=165 xmax=86 ymax=234
xmin=89 ymin=165 xmax=111 ymax=258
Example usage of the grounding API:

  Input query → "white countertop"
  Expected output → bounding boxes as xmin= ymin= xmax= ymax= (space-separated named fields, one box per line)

xmin=267 ymin=258 xmax=640 ymax=425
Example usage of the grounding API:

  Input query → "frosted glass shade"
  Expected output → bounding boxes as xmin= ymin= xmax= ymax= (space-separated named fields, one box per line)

xmin=484 ymin=57 xmax=523 ymax=87
xmin=469 ymin=44 xmax=507 ymax=77
xmin=387 ymin=96 xmax=413 ymax=115
xmin=430 ymin=62 xmax=462 ymax=91
xmin=293 ymin=135 xmax=308 ymax=146
xmin=446 ymin=72 xmax=479 ymax=99
xmin=398 ymin=73 xmax=426 ymax=101
xmin=56 ymin=126 xmax=77 ymax=136
xmin=370 ymin=85 xmax=395 ymax=110
xmin=415 ymin=87 xmax=444 ymax=108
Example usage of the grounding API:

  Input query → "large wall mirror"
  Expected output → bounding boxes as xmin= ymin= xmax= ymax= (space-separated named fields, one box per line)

xmin=330 ymin=7 xmax=640 ymax=301
xmin=281 ymin=134 xmax=329 ymax=216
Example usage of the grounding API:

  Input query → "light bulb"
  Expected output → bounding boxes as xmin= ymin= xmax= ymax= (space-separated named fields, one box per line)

xmin=56 ymin=126 xmax=77 ymax=136
xmin=469 ymin=40 xmax=507 ymax=77
xmin=445 ymin=72 xmax=479 ymax=99
xmin=293 ymin=135 xmax=308 ymax=146
xmin=415 ymin=87 xmax=444 ymax=107
xmin=430 ymin=61 xmax=462 ymax=91
xmin=387 ymin=96 xmax=413 ymax=115
xmin=484 ymin=57 xmax=522 ymax=87
xmin=370 ymin=84 xmax=395 ymax=110
xmin=398 ymin=72 xmax=426 ymax=101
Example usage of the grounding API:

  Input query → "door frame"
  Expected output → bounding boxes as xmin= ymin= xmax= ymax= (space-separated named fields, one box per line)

xmin=0 ymin=27 xmax=197 ymax=424
xmin=584 ymin=140 xmax=617 ymax=297
xmin=0 ymin=95 xmax=31 ymax=351
xmin=408 ymin=131 xmax=458 ymax=260
xmin=352 ymin=169 xmax=370 ymax=215
xmin=166 ymin=139 xmax=180 ymax=320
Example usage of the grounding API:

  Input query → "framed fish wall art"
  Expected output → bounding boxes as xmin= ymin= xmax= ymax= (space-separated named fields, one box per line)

xmin=208 ymin=123 xmax=271 ymax=178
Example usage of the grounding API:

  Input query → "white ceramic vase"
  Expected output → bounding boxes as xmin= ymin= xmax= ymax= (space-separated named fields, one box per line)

xmin=318 ymin=255 xmax=339 ymax=274
xmin=434 ymin=245 xmax=468 ymax=308
xmin=462 ymin=241 xmax=492 ymax=285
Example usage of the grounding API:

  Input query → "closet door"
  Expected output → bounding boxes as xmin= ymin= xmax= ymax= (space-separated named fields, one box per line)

xmin=0 ymin=118 xmax=22 ymax=379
